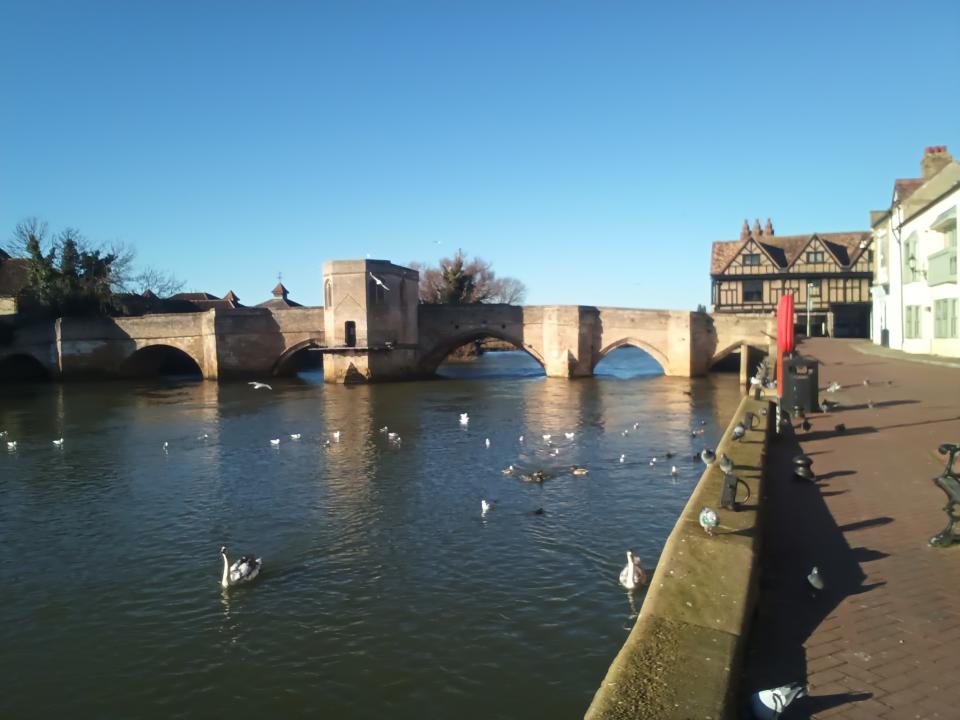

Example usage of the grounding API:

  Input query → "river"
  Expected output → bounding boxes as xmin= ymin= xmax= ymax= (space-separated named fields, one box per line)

xmin=0 ymin=348 xmax=739 ymax=718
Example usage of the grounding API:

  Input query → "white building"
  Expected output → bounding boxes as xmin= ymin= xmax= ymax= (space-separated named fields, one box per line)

xmin=871 ymin=146 xmax=959 ymax=357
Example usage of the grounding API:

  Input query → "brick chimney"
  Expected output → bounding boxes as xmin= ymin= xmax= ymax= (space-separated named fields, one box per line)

xmin=740 ymin=219 xmax=750 ymax=241
xmin=764 ymin=218 xmax=774 ymax=236
xmin=752 ymin=218 xmax=762 ymax=237
xmin=921 ymin=145 xmax=953 ymax=180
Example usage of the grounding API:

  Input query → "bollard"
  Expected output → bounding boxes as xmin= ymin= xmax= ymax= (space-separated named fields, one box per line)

xmin=721 ymin=472 xmax=752 ymax=510
xmin=793 ymin=454 xmax=815 ymax=482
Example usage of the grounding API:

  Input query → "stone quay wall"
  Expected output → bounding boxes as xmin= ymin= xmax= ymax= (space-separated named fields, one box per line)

xmin=584 ymin=394 xmax=772 ymax=719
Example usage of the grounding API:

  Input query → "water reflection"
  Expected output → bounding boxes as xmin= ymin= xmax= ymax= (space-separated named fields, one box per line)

xmin=0 ymin=349 xmax=741 ymax=719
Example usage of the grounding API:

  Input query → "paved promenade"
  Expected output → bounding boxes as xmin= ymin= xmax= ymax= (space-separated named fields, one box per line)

xmin=741 ymin=338 xmax=960 ymax=719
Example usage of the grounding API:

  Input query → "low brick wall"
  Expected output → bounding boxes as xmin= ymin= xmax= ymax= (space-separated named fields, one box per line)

xmin=585 ymin=395 xmax=771 ymax=719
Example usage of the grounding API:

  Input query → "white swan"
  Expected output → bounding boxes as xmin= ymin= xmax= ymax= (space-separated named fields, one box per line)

xmin=619 ymin=550 xmax=647 ymax=590
xmin=220 ymin=546 xmax=262 ymax=588
xmin=459 ymin=413 xmax=469 ymax=425
xmin=52 ymin=438 xmax=64 ymax=448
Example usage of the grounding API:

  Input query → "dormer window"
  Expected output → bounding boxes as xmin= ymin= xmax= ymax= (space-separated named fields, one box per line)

xmin=806 ymin=251 xmax=825 ymax=264
xmin=743 ymin=253 xmax=761 ymax=266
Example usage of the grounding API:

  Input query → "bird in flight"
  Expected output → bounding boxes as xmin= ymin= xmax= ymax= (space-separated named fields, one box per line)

xmin=369 ymin=272 xmax=390 ymax=291
xmin=248 ymin=381 xmax=272 ymax=390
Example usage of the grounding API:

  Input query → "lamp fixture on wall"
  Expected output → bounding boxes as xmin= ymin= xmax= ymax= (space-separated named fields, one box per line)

xmin=907 ymin=255 xmax=927 ymax=280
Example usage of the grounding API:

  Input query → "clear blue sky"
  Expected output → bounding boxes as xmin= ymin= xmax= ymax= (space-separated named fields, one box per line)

xmin=2 ymin=1 xmax=958 ymax=309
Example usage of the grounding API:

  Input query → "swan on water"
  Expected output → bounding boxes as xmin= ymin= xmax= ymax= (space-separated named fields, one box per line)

xmin=248 ymin=381 xmax=273 ymax=390
xmin=220 ymin=546 xmax=262 ymax=588
xmin=270 ymin=438 xmax=280 ymax=446
xmin=459 ymin=413 xmax=469 ymax=426
xmin=52 ymin=438 xmax=64 ymax=448
xmin=619 ymin=550 xmax=647 ymax=590
xmin=289 ymin=433 xmax=301 ymax=440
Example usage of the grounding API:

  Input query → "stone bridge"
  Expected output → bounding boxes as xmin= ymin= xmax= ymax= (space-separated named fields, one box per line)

xmin=0 ymin=259 xmax=774 ymax=382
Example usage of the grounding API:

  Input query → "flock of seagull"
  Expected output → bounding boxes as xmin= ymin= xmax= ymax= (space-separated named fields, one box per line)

xmin=2 ymin=379 xmax=727 ymax=594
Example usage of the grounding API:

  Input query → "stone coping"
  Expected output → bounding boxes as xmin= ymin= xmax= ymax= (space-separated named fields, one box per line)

xmin=584 ymin=395 xmax=771 ymax=719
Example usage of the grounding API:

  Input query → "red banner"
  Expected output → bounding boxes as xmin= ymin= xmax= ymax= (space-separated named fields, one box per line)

xmin=776 ymin=295 xmax=795 ymax=398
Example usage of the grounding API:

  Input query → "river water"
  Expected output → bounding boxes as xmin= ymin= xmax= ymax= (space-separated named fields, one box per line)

xmin=0 ymin=349 xmax=739 ymax=719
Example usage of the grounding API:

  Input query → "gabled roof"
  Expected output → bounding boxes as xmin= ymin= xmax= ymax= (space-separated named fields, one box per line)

xmin=0 ymin=257 xmax=30 ymax=296
xmin=711 ymin=228 xmax=871 ymax=275
xmin=894 ymin=178 xmax=924 ymax=203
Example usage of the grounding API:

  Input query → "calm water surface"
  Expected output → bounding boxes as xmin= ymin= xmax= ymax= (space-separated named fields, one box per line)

xmin=0 ymin=349 xmax=739 ymax=718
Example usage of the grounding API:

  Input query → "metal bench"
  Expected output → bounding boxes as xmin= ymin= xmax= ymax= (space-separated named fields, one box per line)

xmin=930 ymin=443 xmax=960 ymax=548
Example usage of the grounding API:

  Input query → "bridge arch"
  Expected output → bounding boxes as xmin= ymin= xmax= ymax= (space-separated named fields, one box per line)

xmin=419 ymin=329 xmax=546 ymax=375
xmin=593 ymin=337 xmax=669 ymax=374
xmin=119 ymin=344 xmax=204 ymax=378
xmin=272 ymin=338 xmax=324 ymax=376
xmin=709 ymin=340 xmax=768 ymax=370
xmin=0 ymin=352 xmax=51 ymax=381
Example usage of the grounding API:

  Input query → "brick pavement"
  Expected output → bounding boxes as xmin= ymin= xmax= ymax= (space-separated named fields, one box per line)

xmin=741 ymin=338 xmax=960 ymax=720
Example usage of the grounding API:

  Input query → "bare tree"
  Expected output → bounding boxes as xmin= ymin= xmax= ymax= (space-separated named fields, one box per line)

xmin=127 ymin=266 xmax=185 ymax=297
xmin=9 ymin=217 xmax=49 ymax=257
xmin=410 ymin=250 xmax=527 ymax=305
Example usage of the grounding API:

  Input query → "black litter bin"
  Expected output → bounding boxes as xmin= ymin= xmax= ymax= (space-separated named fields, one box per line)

xmin=782 ymin=353 xmax=819 ymax=415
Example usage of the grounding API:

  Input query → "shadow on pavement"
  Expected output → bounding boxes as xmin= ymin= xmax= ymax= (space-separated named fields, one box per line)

xmin=739 ymin=424 xmax=885 ymax=717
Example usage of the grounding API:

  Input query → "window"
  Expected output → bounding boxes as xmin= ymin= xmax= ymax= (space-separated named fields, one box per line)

xmin=742 ymin=253 xmax=761 ymax=266
xmin=808 ymin=280 xmax=821 ymax=297
xmin=743 ymin=279 xmax=763 ymax=302
xmin=934 ymin=299 xmax=958 ymax=338
xmin=806 ymin=251 xmax=825 ymax=264
xmin=344 ymin=321 xmax=357 ymax=347
xmin=905 ymin=305 xmax=922 ymax=339
xmin=903 ymin=235 xmax=920 ymax=282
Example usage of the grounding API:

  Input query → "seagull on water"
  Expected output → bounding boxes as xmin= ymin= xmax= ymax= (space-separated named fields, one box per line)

xmin=750 ymin=682 xmax=807 ymax=720
xmin=570 ymin=466 xmax=589 ymax=476
xmin=270 ymin=438 xmax=280 ymax=446
xmin=459 ymin=413 xmax=469 ymax=426
xmin=671 ymin=465 xmax=678 ymax=477
xmin=699 ymin=507 xmax=719 ymax=535
xmin=52 ymin=438 xmax=64 ymax=448
xmin=379 ymin=426 xmax=389 ymax=433
xmin=542 ymin=434 xmax=551 ymax=442
xmin=248 ymin=381 xmax=273 ymax=390
xmin=564 ymin=432 xmax=575 ymax=440
xmin=332 ymin=431 xmax=341 ymax=442
xmin=369 ymin=272 xmax=390 ymax=291
xmin=481 ymin=499 xmax=494 ymax=515
xmin=162 ymin=441 xmax=169 ymax=454
xmin=289 ymin=433 xmax=301 ymax=440
xmin=619 ymin=454 xmax=626 ymax=464
xmin=484 ymin=438 xmax=491 ymax=449
xmin=807 ymin=566 xmax=824 ymax=591
xmin=6 ymin=441 xmax=17 ymax=452
xmin=502 ymin=464 xmax=516 ymax=475
xmin=518 ymin=434 xmax=524 ymax=443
